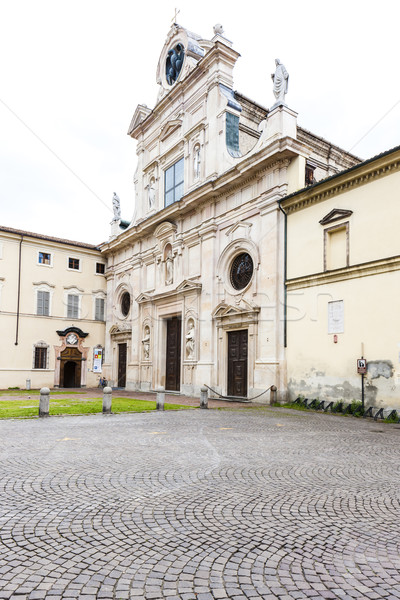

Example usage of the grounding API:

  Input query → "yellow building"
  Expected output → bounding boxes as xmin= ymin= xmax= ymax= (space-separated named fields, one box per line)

xmin=0 ymin=226 xmax=106 ymax=389
xmin=281 ymin=145 xmax=400 ymax=409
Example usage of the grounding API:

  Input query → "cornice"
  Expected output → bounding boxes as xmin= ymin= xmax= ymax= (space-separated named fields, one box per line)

xmin=282 ymin=151 xmax=400 ymax=214
xmin=286 ymin=255 xmax=400 ymax=290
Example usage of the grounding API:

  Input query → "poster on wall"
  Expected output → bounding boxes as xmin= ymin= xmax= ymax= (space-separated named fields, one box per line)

xmin=93 ymin=348 xmax=103 ymax=373
xmin=328 ymin=300 xmax=344 ymax=334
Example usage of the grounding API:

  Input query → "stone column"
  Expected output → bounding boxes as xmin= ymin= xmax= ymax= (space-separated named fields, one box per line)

xmin=200 ymin=386 xmax=208 ymax=409
xmin=39 ymin=387 xmax=50 ymax=417
xmin=103 ymin=386 xmax=112 ymax=414
xmin=156 ymin=387 xmax=165 ymax=411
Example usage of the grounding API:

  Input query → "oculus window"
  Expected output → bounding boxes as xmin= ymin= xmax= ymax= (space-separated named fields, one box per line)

xmin=230 ymin=253 xmax=254 ymax=290
xmin=165 ymin=158 xmax=184 ymax=207
xmin=121 ymin=292 xmax=131 ymax=317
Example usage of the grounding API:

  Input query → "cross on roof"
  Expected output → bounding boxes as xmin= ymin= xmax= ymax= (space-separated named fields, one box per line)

xmin=171 ymin=7 xmax=180 ymax=24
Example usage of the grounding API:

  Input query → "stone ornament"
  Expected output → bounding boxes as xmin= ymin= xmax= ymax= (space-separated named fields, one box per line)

xmin=193 ymin=145 xmax=201 ymax=180
xmin=164 ymin=244 xmax=174 ymax=285
xmin=142 ymin=325 xmax=150 ymax=359
xmin=271 ymin=59 xmax=289 ymax=107
xmin=185 ymin=319 xmax=195 ymax=359
xmin=213 ymin=24 xmax=224 ymax=35
xmin=166 ymin=43 xmax=185 ymax=86
xmin=112 ymin=192 xmax=121 ymax=221
xmin=148 ymin=178 xmax=155 ymax=210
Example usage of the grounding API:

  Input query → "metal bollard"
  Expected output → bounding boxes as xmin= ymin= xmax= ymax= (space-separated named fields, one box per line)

xmin=156 ymin=387 xmax=165 ymax=411
xmin=39 ymin=387 xmax=50 ymax=417
xmin=102 ymin=386 xmax=112 ymax=414
xmin=269 ymin=385 xmax=277 ymax=406
xmin=200 ymin=386 xmax=208 ymax=409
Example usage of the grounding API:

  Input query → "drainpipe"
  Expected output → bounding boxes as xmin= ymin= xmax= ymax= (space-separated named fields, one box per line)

xmin=278 ymin=203 xmax=287 ymax=348
xmin=15 ymin=234 xmax=24 ymax=345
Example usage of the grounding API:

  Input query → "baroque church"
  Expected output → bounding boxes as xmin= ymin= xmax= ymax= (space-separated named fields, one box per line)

xmin=100 ymin=22 xmax=359 ymax=401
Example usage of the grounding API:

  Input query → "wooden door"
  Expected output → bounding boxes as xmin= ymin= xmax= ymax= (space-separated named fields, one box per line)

xmin=165 ymin=318 xmax=181 ymax=391
xmin=118 ymin=343 xmax=127 ymax=387
xmin=227 ymin=330 xmax=248 ymax=397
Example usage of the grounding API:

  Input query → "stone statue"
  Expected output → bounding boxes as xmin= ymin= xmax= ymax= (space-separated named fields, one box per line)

xmin=185 ymin=321 xmax=195 ymax=359
xmin=213 ymin=24 xmax=224 ymax=35
xmin=165 ymin=246 xmax=174 ymax=285
xmin=148 ymin=179 xmax=155 ymax=210
xmin=271 ymin=59 xmax=289 ymax=106
xmin=193 ymin=146 xmax=201 ymax=180
xmin=142 ymin=326 xmax=150 ymax=359
xmin=112 ymin=192 xmax=121 ymax=221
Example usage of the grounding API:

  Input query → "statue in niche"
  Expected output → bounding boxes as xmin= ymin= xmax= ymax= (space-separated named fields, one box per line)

xmin=193 ymin=145 xmax=201 ymax=180
xmin=142 ymin=325 xmax=150 ymax=359
xmin=148 ymin=179 xmax=155 ymax=210
xmin=112 ymin=192 xmax=121 ymax=221
xmin=185 ymin=320 xmax=195 ymax=359
xmin=271 ymin=59 xmax=289 ymax=106
xmin=165 ymin=246 xmax=174 ymax=285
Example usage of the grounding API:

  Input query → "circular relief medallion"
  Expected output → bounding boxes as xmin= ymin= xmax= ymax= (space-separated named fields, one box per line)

xmin=166 ymin=43 xmax=185 ymax=86
xmin=121 ymin=292 xmax=131 ymax=317
xmin=230 ymin=253 xmax=254 ymax=290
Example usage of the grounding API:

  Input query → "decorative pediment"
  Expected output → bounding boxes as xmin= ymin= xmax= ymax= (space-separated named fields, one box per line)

xmin=56 ymin=326 xmax=88 ymax=338
xmin=160 ymin=119 xmax=183 ymax=141
xmin=212 ymin=300 xmax=260 ymax=320
xmin=127 ymin=104 xmax=152 ymax=136
xmin=225 ymin=220 xmax=253 ymax=240
xmin=136 ymin=292 xmax=152 ymax=304
xmin=109 ymin=323 xmax=131 ymax=335
xmin=319 ymin=209 xmax=353 ymax=225
xmin=175 ymin=279 xmax=202 ymax=293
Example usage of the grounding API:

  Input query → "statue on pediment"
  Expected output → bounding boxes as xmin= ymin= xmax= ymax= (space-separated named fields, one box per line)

xmin=271 ymin=59 xmax=289 ymax=106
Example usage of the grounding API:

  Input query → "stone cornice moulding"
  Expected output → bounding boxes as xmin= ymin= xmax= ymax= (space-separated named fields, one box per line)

xmin=32 ymin=281 xmax=55 ymax=288
xmin=136 ymin=278 xmax=202 ymax=304
xmin=282 ymin=151 xmax=400 ymax=214
xmin=286 ymin=255 xmax=400 ymax=290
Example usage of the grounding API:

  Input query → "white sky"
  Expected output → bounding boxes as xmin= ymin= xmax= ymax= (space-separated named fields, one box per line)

xmin=1 ymin=0 xmax=399 ymax=245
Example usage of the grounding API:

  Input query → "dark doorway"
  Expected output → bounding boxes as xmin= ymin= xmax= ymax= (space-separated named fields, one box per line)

xmin=118 ymin=343 xmax=127 ymax=387
xmin=165 ymin=317 xmax=181 ymax=391
xmin=60 ymin=347 xmax=82 ymax=387
xmin=227 ymin=330 xmax=248 ymax=397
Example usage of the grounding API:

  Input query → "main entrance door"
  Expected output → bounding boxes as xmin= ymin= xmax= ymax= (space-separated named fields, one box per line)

xmin=118 ymin=343 xmax=127 ymax=387
xmin=227 ymin=329 xmax=248 ymax=397
xmin=165 ymin=317 xmax=181 ymax=391
xmin=60 ymin=347 xmax=82 ymax=387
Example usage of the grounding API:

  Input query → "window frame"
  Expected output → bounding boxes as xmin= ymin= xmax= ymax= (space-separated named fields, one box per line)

xmin=96 ymin=262 xmax=105 ymax=275
xmin=323 ymin=222 xmax=349 ymax=271
xmin=164 ymin=157 xmax=184 ymax=207
xmin=68 ymin=257 xmax=80 ymax=271
xmin=95 ymin=297 xmax=105 ymax=321
xmin=33 ymin=343 xmax=49 ymax=370
xmin=67 ymin=293 xmax=80 ymax=319
xmin=36 ymin=290 xmax=50 ymax=316
xmin=38 ymin=251 xmax=52 ymax=267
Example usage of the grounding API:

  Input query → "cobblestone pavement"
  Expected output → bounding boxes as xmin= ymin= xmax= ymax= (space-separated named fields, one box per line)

xmin=1 ymin=408 xmax=400 ymax=600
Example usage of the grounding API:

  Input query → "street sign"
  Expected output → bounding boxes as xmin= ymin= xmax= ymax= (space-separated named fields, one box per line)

xmin=357 ymin=358 xmax=367 ymax=374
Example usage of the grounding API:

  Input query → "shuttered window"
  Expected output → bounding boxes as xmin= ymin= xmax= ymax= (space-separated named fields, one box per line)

xmin=37 ymin=291 xmax=50 ymax=316
xmin=34 ymin=347 xmax=47 ymax=369
xmin=95 ymin=298 xmax=105 ymax=321
xmin=67 ymin=294 xmax=79 ymax=318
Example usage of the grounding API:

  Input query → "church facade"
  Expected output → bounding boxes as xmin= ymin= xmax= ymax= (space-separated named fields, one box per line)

xmin=100 ymin=23 xmax=359 ymax=401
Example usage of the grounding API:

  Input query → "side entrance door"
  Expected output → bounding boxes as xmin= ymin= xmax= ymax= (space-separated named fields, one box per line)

xmin=118 ymin=343 xmax=127 ymax=387
xmin=227 ymin=329 xmax=248 ymax=398
xmin=165 ymin=317 xmax=181 ymax=391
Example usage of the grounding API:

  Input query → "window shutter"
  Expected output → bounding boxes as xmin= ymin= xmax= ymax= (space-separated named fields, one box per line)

xmin=37 ymin=291 xmax=50 ymax=316
xmin=67 ymin=294 xmax=79 ymax=318
xmin=95 ymin=298 xmax=104 ymax=321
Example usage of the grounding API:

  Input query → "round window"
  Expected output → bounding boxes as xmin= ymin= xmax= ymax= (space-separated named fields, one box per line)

xmin=230 ymin=253 xmax=254 ymax=290
xmin=121 ymin=292 xmax=131 ymax=317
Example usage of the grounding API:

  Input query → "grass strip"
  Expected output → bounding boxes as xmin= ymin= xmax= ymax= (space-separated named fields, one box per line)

xmin=0 ymin=396 xmax=191 ymax=419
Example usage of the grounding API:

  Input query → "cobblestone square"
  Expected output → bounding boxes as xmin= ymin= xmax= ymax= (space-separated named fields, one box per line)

xmin=0 ymin=407 xmax=399 ymax=599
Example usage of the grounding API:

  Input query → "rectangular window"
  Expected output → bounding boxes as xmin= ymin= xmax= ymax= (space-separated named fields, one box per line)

xmin=38 ymin=252 xmax=51 ymax=265
xmin=68 ymin=257 xmax=80 ymax=270
xmin=67 ymin=294 xmax=79 ymax=318
xmin=164 ymin=158 xmax=184 ymax=207
xmin=34 ymin=347 xmax=47 ymax=369
xmin=96 ymin=262 xmax=105 ymax=274
xmin=95 ymin=298 xmax=105 ymax=321
xmin=37 ymin=291 xmax=50 ymax=316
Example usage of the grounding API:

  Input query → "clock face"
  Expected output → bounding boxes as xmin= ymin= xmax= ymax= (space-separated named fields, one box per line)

xmin=66 ymin=333 xmax=78 ymax=345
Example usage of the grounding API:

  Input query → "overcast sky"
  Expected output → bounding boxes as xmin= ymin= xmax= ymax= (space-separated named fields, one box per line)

xmin=1 ymin=0 xmax=399 ymax=245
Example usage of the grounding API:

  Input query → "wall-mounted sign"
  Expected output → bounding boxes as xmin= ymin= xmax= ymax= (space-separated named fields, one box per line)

xmin=328 ymin=300 xmax=344 ymax=334
xmin=93 ymin=348 xmax=103 ymax=373
xmin=357 ymin=358 xmax=367 ymax=374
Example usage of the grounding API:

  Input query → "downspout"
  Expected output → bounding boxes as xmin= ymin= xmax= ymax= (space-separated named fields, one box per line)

xmin=15 ymin=234 xmax=23 ymax=345
xmin=278 ymin=203 xmax=287 ymax=348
